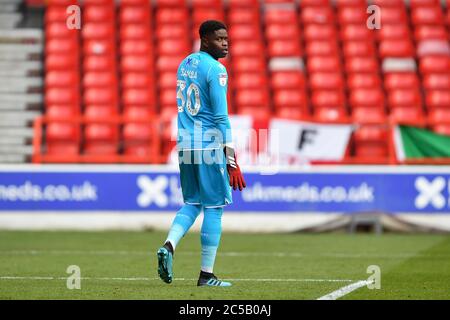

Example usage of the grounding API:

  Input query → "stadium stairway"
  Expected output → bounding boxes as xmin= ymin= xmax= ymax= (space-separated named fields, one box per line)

xmin=0 ymin=0 xmax=43 ymax=163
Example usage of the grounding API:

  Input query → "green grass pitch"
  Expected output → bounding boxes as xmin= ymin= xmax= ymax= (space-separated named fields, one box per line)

xmin=0 ymin=230 xmax=449 ymax=300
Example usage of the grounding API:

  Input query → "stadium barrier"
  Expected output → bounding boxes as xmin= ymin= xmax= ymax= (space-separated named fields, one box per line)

xmin=0 ymin=165 xmax=449 ymax=232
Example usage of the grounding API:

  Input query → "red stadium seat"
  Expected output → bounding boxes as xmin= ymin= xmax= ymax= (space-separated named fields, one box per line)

xmin=123 ymin=106 xmax=155 ymax=119
xmin=83 ymin=39 xmax=115 ymax=55
xmin=414 ymin=25 xmax=448 ymax=41
xmin=84 ymin=124 xmax=119 ymax=155
xmin=347 ymin=73 xmax=382 ymax=89
xmin=388 ymin=89 xmax=422 ymax=109
xmin=335 ymin=0 xmax=366 ymax=6
xmin=384 ymin=72 xmax=420 ymax=90
xmin=46 ymin=105 xmax=79 ymax=119
xmin=270 ymin=71 xmax=305 ymax=90
xmin=83 ymin=55 xmax=115 ymax=72
xmin=46 ymin=122 xmax=80 ymax=155
xmin=228 ymin=0 xmax=259 ymax=7
xmin=46 ymin=53 xmax=79 ymax=70
xmin=419 ymin=56 xmax=450 ymax=74
xmin=409 ymin=0 xmax=441 ymax=7
xmin=428 ymin=108 xmax=450 ymax=125
xmin=85 ymin=105 xmax=117 ymax=120
xmin=422 ymin=73 xmax=450 ymax=90
xmin=352 ymin=106 xmax=387 ymax=124
xmin=232 ymin=56 xmax=266 ymax=73
xmin=304 ymin=24 xmax=336 ymax=41
xmin=156 ymin=55 xmax=185 ymax=72
xmin=83 ymin=71 xmax=117 ymax=88
xmin=192 ymin=8 xmax=224 ymax=24
xmin=425 ymin=90 xmax=450 ymax=109
xmin=267 ymin=40 xmax=302 ymax=57
xmin=379 ymin=7 xmax=408 ymax=24
xmin=235 ymin=89 xmax=270 ymax=108
xmin=123 ymin=88 xmax=155 ymax=107
xmin=353 ymin=125 xmax=388 ymax=158
xmin=311 ymin=90 xmax=346 ymax=109
xmin=275 ymin=106 xmax=308 ymax=120
xmin=46 ymin=71 xmax=79 ymax=88
xmin=349 ymin=88 xmax=385 ymax=108
xmin=305 ymin=41 xmax=339 ymax=56
xmin=83 ymin=5 xmax=115 ymax=23
xmin=45 ymin=22 xmax=79 ymax=39
xmin=158 ymin=72 xmax=177 ymax=90
xmin=156 ymin=8 xmax=189 ymax=24
xmin=120 ymin=40 xmax=153 ymax=56
xmin=230 ymin=41 xmax=264 ymax=57
xmin=345 ymin=56 xmax=379 ymax=73
xmin=379 ymin=40 xmax=415 ymax=58
xmin=45 ymin=87 xmax=79 ymax=105
xmin=300 ymin=0 xmax=329 ymax=7
xmin=301 ymin=7 xmax=334 ymax=24
xmin=119 ymin=5 xmax=151 ymax=24
xmin=342 ymin=41 xmax=376 ymax=57
xmin=337 ymin=6 xmax=367 ymax=24
xmin=340 ymin=24 xmax=374 ymax=41
xmin=123 ymin=123 xmax=158 ymax=158
xmin=155 ymin=24 xmax=186 ymax=39
xmin=82 ymin=22 xmax=114 ymax=40
xmin=390 ymin=106 xmax=425 ymax=124
xmin=234 ymin=73 xmax=268 ymax=90
xmin=45 ymin=38 xmax=79 ymax=54
xmin=119 ymin=24 xmax=150 ymax=40
xmin=84 ymin=88 xmax=117 ymax=107
xmin=122 ymin=73 xmax=154 ymax=89
xmin=372 ymin=0 xmax=405 ymax=7
xmin=411 ymin=6 xmax=444 ymax=25
xmin=191 ymin=0 xmax=222 ymax=7
xmin=309 ymin=72 xmax=344 ymax=90
xmin=314 ymin=105 xmax=348 ymax=122
xmin=307 ymin=56 xmax=341 ymax=73
xmin=265 ymin=24 xmax=300 ymax=41
xmin=229 ymin=24 xmax=261 ymax=40
xmin=228 ymin=8 xmax=260 ymax=24
xmin=376 ymin=24 xmax=410 ymax=40
xmin=264 ymin=9 xmax=297 ymax=24
xmin=273 ymin=89 xmax=307 ymax=110
xmin=45 ymin=6 xmax=70 ymax=23
xmin=121 ymin=55 xmax=154 ymax=72
xmin=157 ymin=39 xmax=190 ymax=56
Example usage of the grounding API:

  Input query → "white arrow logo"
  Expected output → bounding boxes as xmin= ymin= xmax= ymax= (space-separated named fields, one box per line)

xmin=415 ymin=177 xmax=446 ymax=209
xmin=137 ymin=175 xmax=169 ymax=208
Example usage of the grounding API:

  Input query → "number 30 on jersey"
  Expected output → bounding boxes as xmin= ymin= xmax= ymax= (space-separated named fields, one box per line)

xmin=177 ymin=80 xmax=201 ymax=116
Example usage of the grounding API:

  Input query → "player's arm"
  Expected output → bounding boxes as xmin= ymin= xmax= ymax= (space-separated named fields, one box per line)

xmin=208 ymin=65 xmax=246 ymax=191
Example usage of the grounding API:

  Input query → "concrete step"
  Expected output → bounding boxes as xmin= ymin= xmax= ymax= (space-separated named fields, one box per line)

xmin=0 ymin=127 xmax=34 ymax=138
xmin=0 ymin=61 xmax=42 ymax=72
xmin=0 ymin=43 xmax=43 ymax=54
xmin=0 ymin=50 xmax=41 ymax=60
xmin=0 ymin=4 xmax=20 ymax=13
xmin=0 ymin=136 xmax=28 ymax=145
xmin=0 ymin=111 xmax=41 ymax=126
xmin=0 ymin=93 xmax=43 ymax=105
xmin=0 ymin=144 xmax=33 ymax=155
xmin=0 ymin=78 xmax=43 ymax=93
xmin=0 ymin=29 xmax=43 ymax=43
xmin=0 ymin=13 xmax=22 ymax=28
xmin=0 ymin=154 xmax=28 ymax=163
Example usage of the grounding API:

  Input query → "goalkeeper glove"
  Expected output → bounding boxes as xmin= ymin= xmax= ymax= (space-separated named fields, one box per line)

xmin=224 ymin=146 xmax=246 ymax=191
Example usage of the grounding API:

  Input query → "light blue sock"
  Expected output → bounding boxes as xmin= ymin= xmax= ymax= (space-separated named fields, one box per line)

xmin=166 ymin=204 xmax=202 ymax=251
xmin=200 ymin=207 xmax=223 ymax=273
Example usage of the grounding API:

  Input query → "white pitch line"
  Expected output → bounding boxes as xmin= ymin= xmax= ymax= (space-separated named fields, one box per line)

xmin=0 ymin=276 xmax=355 ymax=283
xmin=317 ymin=280 xmax=372 ymax=300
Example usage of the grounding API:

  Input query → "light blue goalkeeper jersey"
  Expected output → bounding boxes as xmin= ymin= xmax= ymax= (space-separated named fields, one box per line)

xmin=176 ymin=51 xmax=232 ymax=150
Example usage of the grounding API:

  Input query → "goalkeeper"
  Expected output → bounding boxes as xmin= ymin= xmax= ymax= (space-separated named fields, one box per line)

xmin=156 ymin=20 xmax=246 ymax=287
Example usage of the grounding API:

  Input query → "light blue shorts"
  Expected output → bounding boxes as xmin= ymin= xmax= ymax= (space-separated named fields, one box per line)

xmin=178 ymin=149 xmax=232 ymax=208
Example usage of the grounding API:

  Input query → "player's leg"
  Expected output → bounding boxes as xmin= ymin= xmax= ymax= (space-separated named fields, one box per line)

xmin=196 ymin=149 xmax=232 ymax=287
xmin=157 ymin=150 xmax=201 ymax=284
xmin=197 ymin=206 xmax=231 ymax=287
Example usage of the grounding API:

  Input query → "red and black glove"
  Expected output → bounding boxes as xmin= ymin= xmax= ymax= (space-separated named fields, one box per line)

xmin=224 ymin=146 xmax=246 ymax=191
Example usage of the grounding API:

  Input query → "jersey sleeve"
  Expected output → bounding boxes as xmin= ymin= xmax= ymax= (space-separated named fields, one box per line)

xmin=207 ymin=63 xmax=232 ymax=145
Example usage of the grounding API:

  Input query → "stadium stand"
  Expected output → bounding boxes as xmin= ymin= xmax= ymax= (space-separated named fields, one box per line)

xmin=14 ymin=0 xmax=450 ymax=164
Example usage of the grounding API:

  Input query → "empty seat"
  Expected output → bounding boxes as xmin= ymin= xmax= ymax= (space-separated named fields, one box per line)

xmin=232 ymin=56 xmax=266 ymax=73
xmin=85 ymin=105 xmax=117 ymax=120
xmin=230 ymin=41 xmax=264 ymax=57
xmin=119 ymin=5 xmax=151 ymax=24
xmin=422 ymin=73 xmax=450 ymax=90
xmin=84 ymin=124 xmax=119 ymax=155
xmin=119 ymin=24 xmax=150 ymax=40
xmin=270 ymin=71 xmax=305 ymax=90
xmin=353 ymin=125 xmax=388 ymax=158
xmin=158 ymin=72 xmax=177 ymax=90
xmin=337 ymin=6 xmax=367 ymax=24
xmin=83 ymin=39 xmax=115 ymax=55
xmin=388 ymin=89 xmax=422 ymax=109
xmin=268 ymin=40 xmax=302 ymax=57
xmin=83 ymin=71 xmax=117 ymax=88
xmin=155 ymin=24 xmax=186 ymax=39
xmin=384 ymin=72 xmax=421 ymax=90
xmin=315 ymin=105 xmax=348 ymax=122
xmin=229 ymin=24 xmax=261 ymax=40
xmin=46 ymin=122 xmax=80 ymax=155
xmin=273 ymin=89 xmax=307 ymax=110
xmin=192 ymin=8 xmax=224 ymax=24
xmin=156 ymin=55 xmax=184 ymax=72
xmin=46 ymin=53 xmax=79 ymax=70
xmin=419 ymin=56 xmax=450 ymax=74
xmin=46 ymin=71 xmax=79 ymax=88
xmin=352 ymin=106 xmax=387 ymax=123
xmin=234 ymin=73 xmax=268 ymax=90
xmin=379 ymin=6 xmax=408 ymax=24
xmin=264 ymin=9 xmax=297 ymax=24
xmin=46 ymin=38 xmax=79 ymax=54
xmin=301 ymin=7 xmax=334 ymax=24
xmin=349 ymin=88 xmax=385 ymax=108
xmin=343 ymin=41 xmax=376 ymax=57
xmin=156 ymin=8 xmax=189 ymax=24
xmin=305 ymin=41 xmax=339 ymax=56
xmin=121 ymin=55 xmax=154 ymax=72
xmin=425 ymin=90 xmax=450 ymax=109
xmin=309 ymin=72 xmax=344 ymax=90
xmin=235 ymin=89 xmax=270 ymax=108
xmin=84 ymin=88 xmax=117 ymax=106
xmin=345 ymin=56 xmax=379 ymax=73
xmin=340 ymin=24 xmax=374 ymax=41
xmin=120 ymin=40 xmax=152 ymax=55
xmin=307 ymin=56 xmax=341 ymax=73
xmin=83 ymin=55 xmax=115 ymax=72
xmin=304 ymin=24 xmax=336 ymax=41
xmin=265 ymin=24 xmax=300 ymax=40
xmin=311 ymin=90 xmax=346 ymax=109
xmin=46 ymin=87 xmax=79 ymax=105
xmin=46 ymin=22 xmax=79 ymax=39
xmin=83 ymin=5 xmax=115 ymax=23
xmin=379 ymin=40 xmax=415 ymax=58
xmin=414 ymin=25 xmax=448 ymax=41
xmin=157 ymin=39 xmax=190 ymax=56
xmin=411 ymin=6 xmax=444 ymax=25
xmin=82 ymin=22 xmax=114 ymax=40
xmin=46 ymin=105 xmax=79 ymax=119
xmin=123 ymin=88 xmax=155 ymax=107
xmin=123 ymin=123 xmax=158 ymax=158
xmin=376 ymin=24 xmax=410 ymax=40
xmin=122 ymin=73 xmax=153 ymax=89
xmin=389 ymin=106 xmax=425 ymax=124
xmin=347 ymin=73 xmax=382 ymax=89
xmin=228 ymin=8 xmax=260 ymax=24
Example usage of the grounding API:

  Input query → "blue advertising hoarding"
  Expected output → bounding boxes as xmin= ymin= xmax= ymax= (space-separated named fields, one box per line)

xmin=0 ymin=165 xmax=449 ymax=213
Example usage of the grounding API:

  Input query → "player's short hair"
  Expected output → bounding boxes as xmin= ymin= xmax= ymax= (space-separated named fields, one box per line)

xmin=199 ymin=20 xmax=227 ymax=38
